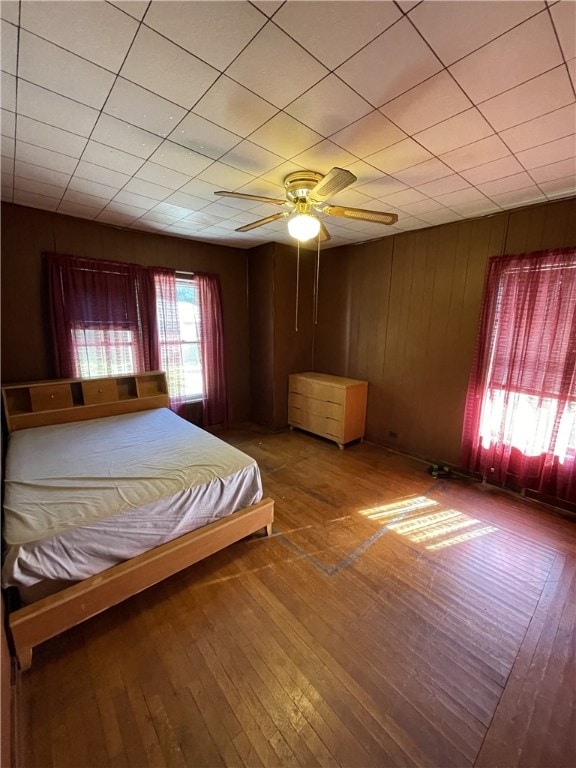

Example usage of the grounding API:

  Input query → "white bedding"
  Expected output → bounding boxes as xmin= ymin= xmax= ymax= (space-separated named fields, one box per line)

xmin=2 ymin=408 xmax=263 ymax=591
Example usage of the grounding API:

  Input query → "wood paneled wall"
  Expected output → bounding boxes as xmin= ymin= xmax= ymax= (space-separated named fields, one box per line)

xmin=248 ymin=243 xmax=314 ymax=430
xmin=314 ymin=197 xmax=576 ymax=465
xmin=0 ymin=203 xmax=251 ymax=422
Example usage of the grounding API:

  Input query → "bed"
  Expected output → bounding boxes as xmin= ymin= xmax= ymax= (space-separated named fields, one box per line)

xmin=1 ymin=372 xmax=274 ymax=670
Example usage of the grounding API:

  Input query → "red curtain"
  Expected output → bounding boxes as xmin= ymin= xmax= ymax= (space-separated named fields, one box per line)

xmin=45 ymin=253 xmax=152 ymax=378
xmin=196 ymin=272 xmax=228 ymax=427
xmin=461 ymin=247 xmax=576 ymax=503
xmin=150 ymin=267 xmax=187 ymax=415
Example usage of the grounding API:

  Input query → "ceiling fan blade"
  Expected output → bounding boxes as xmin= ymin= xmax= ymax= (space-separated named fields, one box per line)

xmin=235 ymin=212 xmax=288 ymax=232
xmin=308 ymin=167 xmax=356 ymax=203
xmin=323 ymin=205 xmax=398 ymax=225
xmin=215 ymin=191 xmax=286 ymax=206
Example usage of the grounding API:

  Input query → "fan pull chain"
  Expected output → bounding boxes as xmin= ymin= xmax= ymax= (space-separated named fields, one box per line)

xmin=295 ymin=241 xmax=300 ymax=332
xmin=314 ymin=235 xmax=321 ymax=325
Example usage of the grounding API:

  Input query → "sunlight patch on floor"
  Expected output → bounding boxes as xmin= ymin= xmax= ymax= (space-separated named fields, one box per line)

xmin=359 ymin=495 xmax=498 ymax=550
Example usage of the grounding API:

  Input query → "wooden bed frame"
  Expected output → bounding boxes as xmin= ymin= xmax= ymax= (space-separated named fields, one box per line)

xmin=2 ymin=373 xmax=274 ymax=670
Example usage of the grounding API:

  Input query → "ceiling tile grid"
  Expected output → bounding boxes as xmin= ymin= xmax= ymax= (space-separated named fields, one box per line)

xmin=0 ymin=0 xmax=574 ymax=249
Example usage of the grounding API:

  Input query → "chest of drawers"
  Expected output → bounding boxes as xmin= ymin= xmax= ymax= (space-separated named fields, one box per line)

xmin=288 ymin=372 xmax=368 ymax=448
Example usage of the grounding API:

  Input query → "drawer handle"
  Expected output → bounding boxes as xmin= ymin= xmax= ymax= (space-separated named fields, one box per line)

xmin=98 ymin=388 xmax=103 ymax=393
xmin=50 ymin=394 xmax=55 ymax=399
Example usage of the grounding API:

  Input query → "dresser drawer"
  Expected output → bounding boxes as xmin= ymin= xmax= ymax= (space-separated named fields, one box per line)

xmin=82 ymin=379 xmax=118 ymax=405
xmin=289 ymin=407 xmax=344 ymax=440
xmin=290 ymin=377 xmax=346 ymax=405
xmin=29 ymin=383 xmax=73 ymax=412
xmin=289 ymin=392 xmax=343 ymax=420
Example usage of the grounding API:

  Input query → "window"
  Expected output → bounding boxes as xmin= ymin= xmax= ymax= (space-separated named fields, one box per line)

xmin=73 ymin=327 xmax=138 ymax=378
xmin=461 ymin=247 xmax=576 ymax=502
xmin=176 ymin=278 xmax=203 ymax=399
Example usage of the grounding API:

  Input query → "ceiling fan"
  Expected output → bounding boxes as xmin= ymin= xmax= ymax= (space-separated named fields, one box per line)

xmin=214 ymin=167 xmax=398 ymax=243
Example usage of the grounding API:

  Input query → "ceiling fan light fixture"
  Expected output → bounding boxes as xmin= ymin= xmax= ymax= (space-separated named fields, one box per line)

xmin=288 ymin=213 xmax=321 ymax=242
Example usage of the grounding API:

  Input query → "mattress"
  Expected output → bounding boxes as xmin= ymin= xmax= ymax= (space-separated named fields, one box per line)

xmin=2 ymin=408 xmax=263 ymax=593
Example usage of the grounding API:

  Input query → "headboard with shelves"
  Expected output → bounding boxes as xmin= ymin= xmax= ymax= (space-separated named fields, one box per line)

xmin=2 ymin=372 xmax=169 ymax=432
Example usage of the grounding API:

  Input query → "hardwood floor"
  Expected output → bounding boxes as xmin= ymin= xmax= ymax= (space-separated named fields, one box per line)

xmin=13 ymin=426 xmax=576 ymax=768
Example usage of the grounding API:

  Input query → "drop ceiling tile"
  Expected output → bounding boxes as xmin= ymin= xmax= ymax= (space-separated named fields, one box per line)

xmin=149 ymin=141 xmax=213 ymax=177
xmin=291 ymin=139 xmax=358 ymax=172
xmin=327 ymin=189 xmax=373 ymax=208
xmin=18 ymin=31 xmax=115 ymax=109
xmin=477 ymin=171 xmax=536 ymax=196
xmin=1 ymin=20 xmax=17 ymax=74
xmin=193 ymin=76 xmax=278 ymax=139
xmin=383 ymin=188 xmax=427 ymax=206
xmin=417 ymin=209 xmax=464 ymax=225
xmin=330 ymin=111 xmax=407 ymax=159
xmin=145 ymin=0 xmax=266 ymax=72
xmin=113 ymin=190 xmax=157 ymax=210
xmin=416 ymin=174 xmax=471 ymax=197
xmin=168 ymin=112 xmax=241 ymax=160
xmin=415 ymin=109 xmax=494 ymax=155
xmin=154 ymin=202 xmax=196 ymax=218
xmin=539 ymin=175 xmax=576 ymax=197
xmin=141 ymin=209 xmax=187 ymax=225
xmin=550 ymin=1 xmax=576 ymax=60
xmin=134 ymin=163 xmax=191 ymax=191
xmin=108 ymin=1 xmax=149 ymax=21
xmin=568 ymin=57 xmax=576 ymax=89
xmin=273 ymin=1 xmax=401 ymax=70
xmin=14 ymin=176 xmax=65 ymax=199
xmin=530 ymin=157 xmax=576 ymax=183
xmin=20 ymin=1 xmax=137 ymax=72
xmin=398 ymin=199 xmax=446 ymax=215
xmin=74 ymin=160 xmax=131 ymax=189
xmin=435 ymin=187 xmax=488 ymax=205
xmin=449 ymin=199 xmax=501 ymax=217
xmin=81 ymin=141 xmax=145 ymax=176
xmin=97 ymin=210 xmax=139 ymax=225
xmin=163 ymin=199 xmax=209 ymax=218
xmin=394 ymin=215 xmax=428 ymax=231
xmin=197 ymin=161 xmax=255 ymax=190
xmin=15 ymin=160 xmax=71 ymax=187
xmin=381 ymin=71 xmax=472 ymax=135
xmin=478 ymin=67 xmax=575 ymax=131
xmin=355 ymin=176 xmax=408 ymax=197
xmin=336 ymin=18 xmax=443 ymax=107
xmin=260 ymin=160 xmax=307 ymax=189
xmin=449 ymin=13 xmax=562 ymax=103
xmin=17 ymin=81 xmax=99 ymax=138
xmin=220 ymin=140 xmax=284 ymax=177
xmin=516 ymin=134 xmax=576 ymax=168
xmin=366 ymin=138 xmax=434 ymax=174
xmin=489 ymin=186 xmax=547 ymax=206
xmin=104 ymin=79 xmax=187 ymax=138
xmin=13 ymin=190 xmax=59 ymax=211
xmin=1 ymin=135 xmax=13 ymax=157
xmin=68 ymin=176 xmax=119 ymax=200
xmin=1 ymin=109 xmax=15 ymax=138
xmin=391 ymin=158 xmax=453 ymax=186
xmin=122 ymin=178 xmax=174 ymax=205
xmin=226 ymin=24 xmax=328 ymax=109
xmin=249 ymin=113 xmax=323 ymax=158
xmin=58 ymin=200 xmax=105 ymax=219
xmin=460 ymin=155 xmax=524 ymax=185
xmin=440 ymin=135 xmax=512 ymax=172
xmin=91 ymin=114 xmax=164 ymax=160
xmin=409 ymin=1 xmax=544 ymax=66
xmin=16 ymin=141 xmax=78 ymax=174
xmin=250 ymin=2 xmax=284 ymax=17
xmin=0 ymin=1 xmax=18 ymax=24
xmin=16 ymin=116 xmax=87 ymax=158
xmin=235 ymin=178 xmax=286 ymax=200
xmin=63 ymin=189 xmax=115 ymax=207
xmin=104 ymin=201 xmax=149 ymax=218
xmin=286 ymin=75 xmax=373 ymax=136
xmin=499 ymin=104 xmax=576 ymax=152
xmin=120 ymin=26 xmax=219 ymax=111
xmin=1 ymin=72 xmax=15 ymax=111
xmin=178 ymin=178 xmax=222 ymax=201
